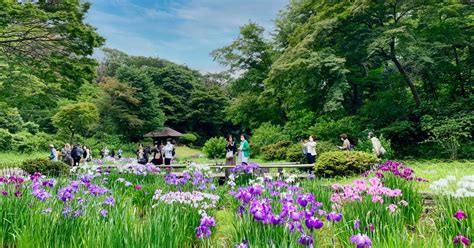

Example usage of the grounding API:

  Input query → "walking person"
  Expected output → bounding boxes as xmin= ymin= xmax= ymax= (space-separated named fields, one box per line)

xmin=49 ymin=144 xmax=58 ymax=161
xmin=304 ymin=135 xmax=317 ymax=164
xmin=162 ymin=139 xmax=175 ymax=166
xmin=338 ymin=134 xmax=352 ymax=150
xmin=238 ymin=134 xmax=250 ymax=165
xmin=368 ymin=132 xmax=386 ymax=158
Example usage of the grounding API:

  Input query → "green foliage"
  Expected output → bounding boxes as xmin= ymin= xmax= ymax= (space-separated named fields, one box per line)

xmin=52 ymin=102 xmax=99 ymax=143
xmin=0 ymin=128 xmax=13 ymax=151
xmin=285 ymin=143 xmax=306 ymax=164
xmin=261 ymin=141 xmax=292 ymax=161
xmin=421 ymin=114 xmax=473 ymax=160
xmin=20 ymin=158 xmax=69 ymax=177
xmin=310 ymin=116 xmax=362 ymax=144
xmin=0 ymin=104 xmax=24 ymax=133
xmin=250 ymin=123 xmax=289 ymax=155
xmin=22 ymin=122 xmax=40 ymax=135
xmin=315 ymin=140 xmax=338 ymax=155
xmin=180 ymin=133 xmax=198 ymax=145
xmin=314 ymin=151 xmax=378 ymax=177
xmin=202 ymin=137 xmax=227 ymax=159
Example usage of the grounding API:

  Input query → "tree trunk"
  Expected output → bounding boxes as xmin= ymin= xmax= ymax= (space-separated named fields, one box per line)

xmin=388 ymin=38 xmax=421 ymax=107
xmin=391 ymin=56 xmax=421 ymax=107
xmin=452 ymin=46 xmax=466 ymax=98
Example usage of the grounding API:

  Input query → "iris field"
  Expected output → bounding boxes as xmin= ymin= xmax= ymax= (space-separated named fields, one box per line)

xmin=0 ymin=158 xmax=473 ymax=247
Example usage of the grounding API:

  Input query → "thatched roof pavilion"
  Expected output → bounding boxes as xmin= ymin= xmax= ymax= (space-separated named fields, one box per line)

xmin=143 ymin=127 xmax=183 ymax=145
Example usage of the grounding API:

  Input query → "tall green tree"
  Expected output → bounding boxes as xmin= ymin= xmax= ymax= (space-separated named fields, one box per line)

xmin=52 ymin=102 xmax=99 ymax=143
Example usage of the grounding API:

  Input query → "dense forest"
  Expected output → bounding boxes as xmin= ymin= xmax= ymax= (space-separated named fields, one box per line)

xmin=0 ymin=0 xmax=472 ymax=159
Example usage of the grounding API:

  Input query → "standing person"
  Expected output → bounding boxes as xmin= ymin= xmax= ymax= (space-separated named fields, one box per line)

xmin=117 ymin=148 xmax=123 ymax=159
xmin=151 ymin=144 xmax=163 ymax=165
xmin=61 ymin=144 xmax=73 ymax=166
xmin=338 ymin=134 xmax=352 ymax=150
xmin=137 ymin=144 xmax=146 ymax=164
xmin=72 ymin=144 xmax=83 ymax=166
xmin=103 ymin=147 xmax=109 ymax=158
xmin=83 ymin=145 xmax=92 ymax=165
xmin=49 ymin=144 xmax=58 ymax=161
xmin=110 ymin=149 xmax=115 ymax=158
xmin=368 ymin=132 xmax=386 ymax=158
xmin=225 ymin=135 xmax=237 ymax=178
xmin=238 ymin=134 xmax=250 ymax=165
xmin=304 ymin=135 xmax=317 ymax=164
xmin=162 ymin=139 xmax=175 ymax=166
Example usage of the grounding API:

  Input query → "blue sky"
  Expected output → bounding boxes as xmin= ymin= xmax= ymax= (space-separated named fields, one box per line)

xmin=86 ymin=0 xmax=287 ymax=73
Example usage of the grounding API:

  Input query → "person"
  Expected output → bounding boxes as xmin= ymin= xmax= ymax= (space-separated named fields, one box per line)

xmin=304 ymin=135 xmax=317 ymax=164
xmin=338 ymin=134 xmax=352 ymax=150
xmin=226 ymin=135 xmax=237 ymax=165
xmin=110 ymin=149 xmax=115 ymax=158
xmin=61 ymin=143 xmax=73 ymax=166
xmin=301 ymin=139 xmax=308 ymax=156
xmin=83 ymin=145 xmax=92 ymax=165
xmin=162 ymin=139 xmax=175 ymax=165
xmin=117 ymin=148 xmax=123 ymax=159
xmin=49 ymin=144 xmax=58 ymax=161
xmin=368 ymin=132 xmax=386 ymax=157
xmin=71 ymin=144 xmax=83 ymax=166
xmin=238 ymin=134 xmax=250 ymax=165
xmin=136 ymin=144 xmax=146 ymax=164
xmin=103 ymin=147 xmax=109 ymax=158
xmin=150 ymin=144 xmax=163 ymax=165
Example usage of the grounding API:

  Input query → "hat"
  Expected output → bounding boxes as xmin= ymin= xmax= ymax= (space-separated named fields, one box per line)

xmin=49 ymin=144 xmax=54 ymax=148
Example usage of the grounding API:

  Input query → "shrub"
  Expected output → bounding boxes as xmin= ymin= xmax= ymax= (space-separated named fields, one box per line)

xmin=314 ymin=151 xmax=378 ymax=177
xmin=315 ymin=140 xmax=338 ymax=155
xmin=180 ymin=133 xmax=198 ymax=145
xmin=250 ymin=123 xmax=289 ymax=155
xmin=23 ymin=121 xmax=40 ymax=134
xmin=202 ymin=137 xmax=227 ymax=159
xmin=285 ymin=143 xmax=307 ymax=164
xmin=261 ymin=141 xmax=292 ymax=161
xmin=309 ymin=116 xmax=362 ymax=144
xmin=0 ymin=128 xmax=13 ymax=151
xmin=21 ymin=158 xmax=70 ymax=176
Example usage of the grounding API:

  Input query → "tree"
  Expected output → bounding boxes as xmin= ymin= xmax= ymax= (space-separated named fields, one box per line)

xmin=52 ymin=102 xmax=99 ymax=143
xmin=96 ymin=77 xmax=143 ymax=139
xmin=0 ymin=1 xmax=104 ymax=98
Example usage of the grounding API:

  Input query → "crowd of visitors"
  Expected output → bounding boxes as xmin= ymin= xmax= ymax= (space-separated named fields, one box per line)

xmin=47 ymin=131 xmax=385 ymax=167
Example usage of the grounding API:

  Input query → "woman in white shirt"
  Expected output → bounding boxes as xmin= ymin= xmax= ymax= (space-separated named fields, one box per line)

xmin=368 ymin=132 xmax=385 ymax=157
xmin=163 ymin=139 xmax=175 ymax=165
xmin=304 ymin=135 xmax=317 ymax=164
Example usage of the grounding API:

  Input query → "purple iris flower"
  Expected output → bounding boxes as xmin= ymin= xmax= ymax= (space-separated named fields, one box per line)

xmin=103 ymin=196 xmax=115 ymax=206
xmin=290 ymin=211 xmax=302 ymax=221
xmin=298 ymin=233 xmax=314 ymax=246
xmin=453 ymin=234 xmax=470 ymax=246
xmin=350 ymin=234 xmax=372 ymax=248
xmin=1 ymin=191 xmax=8 ymax=196
xmin=453 ymin=210 xmax=468 ymax=220
xmin=305 ymin=217 xmax=324 ymax=230
xmin=235 ymin=240 xmax=248 ymax=248
xmin=100 ymin=209 xmax=108 ymax=217
xmin=354 ymin=219 xmax=360 ymax=230
xmin=326 ymin=212 xmax=343 ymax=222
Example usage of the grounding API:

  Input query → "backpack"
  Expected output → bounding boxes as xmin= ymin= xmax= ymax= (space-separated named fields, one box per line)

xmin=75 ymin=148 xmax=82 ymax=158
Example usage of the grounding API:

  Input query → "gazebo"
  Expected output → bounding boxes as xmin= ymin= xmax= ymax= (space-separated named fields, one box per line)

xmin=143 ymin=127 xmax=183 ymax=145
